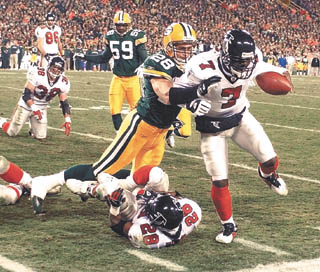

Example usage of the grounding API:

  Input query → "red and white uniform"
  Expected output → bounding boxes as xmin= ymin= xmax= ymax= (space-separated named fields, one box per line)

xmin=128 ymin=197 xmax=202 ymax=249
xmin=6 ymin=67 xmax=70 ymax=139
xmin=179 ymin=49 xmax=287 ymax=180
xmin=35 ymin=25 xmax=62 ymax=55
xmin=19 ymin=67 xmax=70 ymax=109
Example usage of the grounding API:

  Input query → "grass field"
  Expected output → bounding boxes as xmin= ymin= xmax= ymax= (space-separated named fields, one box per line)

xmin=0 ymin=70 xmax=319 ymax=272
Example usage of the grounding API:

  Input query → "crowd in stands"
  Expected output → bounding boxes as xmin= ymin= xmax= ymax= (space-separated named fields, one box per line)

xmin=0 ymin=0 xmax=319 ymax=75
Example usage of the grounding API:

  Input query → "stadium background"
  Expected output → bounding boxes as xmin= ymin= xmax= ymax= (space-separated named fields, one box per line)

xmin=0 ymin=0 xmax=320 ymax=272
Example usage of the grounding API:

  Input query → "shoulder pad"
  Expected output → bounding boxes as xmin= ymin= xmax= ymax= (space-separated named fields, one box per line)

xmin=142 ymin=57 xmax=173 ymax=80
xmin=39 ymin=25 xmax=46 ymax=29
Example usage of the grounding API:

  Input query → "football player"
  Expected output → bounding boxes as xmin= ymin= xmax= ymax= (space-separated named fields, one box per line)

xmin=0 ymin=155 xmax=61 ymax=205
xmin=35 ymin=13 xmax=63 ymax=67
xmin=0 ymin=56 xmax=71 ymax=140
xmin=75 ymin=11 xmax=148 ymax=131
xmin=30 ymin=22 xmax=214 ymax=214
xmin=0 ymin=155 xmax=32 ymax=205
xmin=176 ymin=29 xmax=292 ymax=243
xmin=66 ymin=165 xmax=201 ymax=249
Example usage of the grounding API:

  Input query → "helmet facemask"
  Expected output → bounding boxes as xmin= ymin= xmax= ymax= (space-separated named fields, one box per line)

xmin=163 ymin=23 xmax=198 ymax=70
xmin=45 ymin=13 xmax=56 ymax=29
xmin=47 ymin=57 xmax=65 ymax=80
xmin=168 ymin=40 xmax=198 ymax=69
xmin=113 ymin=11 xmax=131 ymax=35
xmin=220 ymin=29 xmax=257 ymax=80
xmin=145 ymin=194 xmax=183 ymax=231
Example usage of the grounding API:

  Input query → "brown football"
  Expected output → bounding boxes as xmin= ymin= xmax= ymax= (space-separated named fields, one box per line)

xmin=255 ymin=72 xmax=292 ymax=95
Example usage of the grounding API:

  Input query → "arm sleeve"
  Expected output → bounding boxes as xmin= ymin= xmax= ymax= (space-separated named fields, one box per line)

xmin=85 ymin=46 xmax=113 ymax=64
xmin=137 ymin=44 xmax=148 ymax=64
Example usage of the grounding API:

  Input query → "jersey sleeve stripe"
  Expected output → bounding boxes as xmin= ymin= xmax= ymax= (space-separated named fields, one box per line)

xmin=142 ymin=69 xmax=172 ymax=80
xmin=135 ymin=36 xmax=147 ymax=46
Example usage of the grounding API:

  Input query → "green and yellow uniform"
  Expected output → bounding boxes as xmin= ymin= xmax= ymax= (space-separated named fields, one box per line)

xmin=92 ymin=50 xmax=184 ymax=176
xmin=85 ymin=28 xmax=147 ymax=130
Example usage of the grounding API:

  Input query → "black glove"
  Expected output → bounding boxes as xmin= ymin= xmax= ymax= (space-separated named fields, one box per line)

xmin=44 ymin=53 xmax=51 ymax=62
xmin=107 ymin=188 xmax=125 ymax=207
xmin=136 ymin=190 xmax=158 ymax=203
xmin=197 ymin=76 xmax=221 ymax=96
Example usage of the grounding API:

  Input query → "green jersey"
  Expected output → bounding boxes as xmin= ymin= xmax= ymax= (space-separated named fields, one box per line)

xmin=105 ymin=29 xmax=147 ymax=76
xmin=137 ymin=50 xmax=184 ymax=129
xmin=85 ymin=29 xmax=147 ymax=77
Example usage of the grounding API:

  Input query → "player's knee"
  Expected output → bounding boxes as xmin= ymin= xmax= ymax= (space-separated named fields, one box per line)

xmin=0 ymin=185 xmax=21 ymax=205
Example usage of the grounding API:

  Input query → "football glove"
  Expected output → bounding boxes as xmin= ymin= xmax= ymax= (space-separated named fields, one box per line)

xmin=31 ymin=104 xmax=42 ymax=120
xmin=197 ymin=76 xmax=221 ymax=96
xmin=136 ymin=190 xmax=158 ymax=203
xmin=107 ymin=188 xmax=125 ymax=208
xmin=44 ymin=53 xmax=51 ymax=62
xmin=61 ymin=117 xmax=71 ymax=136
xmin=186 ymin=98 xmax=211 ymax=116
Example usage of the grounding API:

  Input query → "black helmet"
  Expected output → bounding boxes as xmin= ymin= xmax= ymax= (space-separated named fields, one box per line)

xmin=45 ymin=13 xmax=56 ymax=22
xmin=220 ymin=29 xmax=257 ymax=79
xmin=47 ymin=56 xmax=65 ymax=79
xmin=145 ymin=194 xmax=183 ymax=230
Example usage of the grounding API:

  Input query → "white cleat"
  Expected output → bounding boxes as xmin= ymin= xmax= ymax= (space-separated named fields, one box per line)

xmin=216 ymin=223 xmax=237 ymax=244
xmin=258 ymin=167 xmax=288 ymax=196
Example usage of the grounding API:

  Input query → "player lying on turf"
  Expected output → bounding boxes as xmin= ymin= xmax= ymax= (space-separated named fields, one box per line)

xmin=0 ymin=155 xmax=61 ymax=205
xmin=66 ymin=165 xmax=201 ymax=249
xmin=0 ymin=156 xmax=202 ymax=248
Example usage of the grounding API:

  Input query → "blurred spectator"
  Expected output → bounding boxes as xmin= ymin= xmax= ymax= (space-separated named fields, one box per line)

xmin=64 ymin=45 xmax=73 ymax=70
xmin=0 ymin=0 xmax=318 ymax=74
xmin=1 ymin=42 xmax=10 ymax=69
xmin=9 ymin=40 xmax=19 ymax=70
xmin=310 ymin=54 xmax=319 ymax=76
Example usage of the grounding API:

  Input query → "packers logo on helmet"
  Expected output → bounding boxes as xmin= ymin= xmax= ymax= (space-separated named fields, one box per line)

xmin=113 ymin=11 xmax=131 ymax=25
xmin=163 ymin=23 xmax=198 ymax=68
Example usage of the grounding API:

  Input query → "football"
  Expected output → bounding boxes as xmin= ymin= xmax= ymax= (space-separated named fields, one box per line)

xmin=255 ymin=72 xmax=292 ymax=95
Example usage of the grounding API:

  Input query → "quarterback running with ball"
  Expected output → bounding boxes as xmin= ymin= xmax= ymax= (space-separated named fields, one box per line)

xmin=176 ymin=29 xmax=292 ymax=243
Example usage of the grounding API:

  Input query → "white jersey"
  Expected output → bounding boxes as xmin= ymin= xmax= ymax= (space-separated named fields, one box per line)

xmin=35 ymin=25 xmax=62 ymax=54
xmin=128 ymin=198 xmax=202 ymax=249
xmin=180 ymin=49 xmax=286 ymax=118
xmin=18 ymin=67 xmax=70 ymax=109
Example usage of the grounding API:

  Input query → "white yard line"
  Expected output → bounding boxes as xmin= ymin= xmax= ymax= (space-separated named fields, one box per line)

xmin=0 ymin=255 xmax=36 ymax=272
xmin=126 ymin=250 xmax=186 ymax=271
xmin=251 ymin=100 xmax=320 ymax=111
xmin=235 ymin=238 xmax=291 ymax=256
xmin=234 ymin=257 xmax=320 ymax=272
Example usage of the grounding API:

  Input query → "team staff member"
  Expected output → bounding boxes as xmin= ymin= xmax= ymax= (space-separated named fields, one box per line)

xmin=76 ymin=11 xmax=148 ymax=131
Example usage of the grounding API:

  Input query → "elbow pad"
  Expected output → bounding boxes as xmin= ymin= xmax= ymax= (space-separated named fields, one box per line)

xmin=168 ymin=86 xmax=199 ymax=105
xmin=60 ymin=99 xmax=71 ymax=115
xmin=22 ymin=88 xmax=32 ymax=103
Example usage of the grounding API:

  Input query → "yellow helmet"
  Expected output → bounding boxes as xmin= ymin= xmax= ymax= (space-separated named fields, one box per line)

xmin=113 ymin=11 xmax=131 ymax=25
xmin=163 ymin=23 xmax=197 ymax=67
